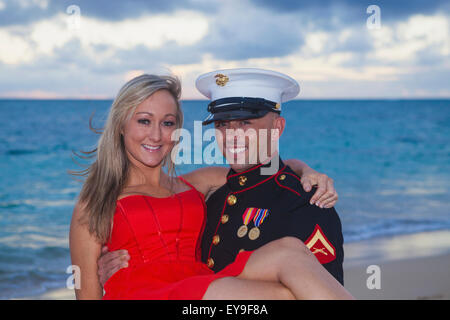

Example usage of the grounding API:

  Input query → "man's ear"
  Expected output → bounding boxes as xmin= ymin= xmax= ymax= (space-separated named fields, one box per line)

xmin=272 ymin=115 xmax=286 ymax=139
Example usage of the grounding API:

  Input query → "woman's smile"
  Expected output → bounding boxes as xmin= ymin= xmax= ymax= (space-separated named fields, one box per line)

xmin=142 ymin=144 xmax=162 ymax=152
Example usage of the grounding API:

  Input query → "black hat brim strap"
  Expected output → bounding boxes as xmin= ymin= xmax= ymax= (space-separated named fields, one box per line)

xmin=208 ymin=97 xmax=279 ymax=114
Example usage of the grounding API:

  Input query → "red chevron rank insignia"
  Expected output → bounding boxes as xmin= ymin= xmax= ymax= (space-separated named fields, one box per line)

xmin=305 ymin=224 xmax=336 ymax=264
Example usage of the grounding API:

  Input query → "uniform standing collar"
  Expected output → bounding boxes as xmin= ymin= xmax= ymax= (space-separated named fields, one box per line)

xmin=226 ymin=157 xmax=286 ymax=192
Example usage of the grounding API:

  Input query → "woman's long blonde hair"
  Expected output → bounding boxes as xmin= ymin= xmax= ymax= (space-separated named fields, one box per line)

xmin=72 ymin=74 xmax=183 ymax=243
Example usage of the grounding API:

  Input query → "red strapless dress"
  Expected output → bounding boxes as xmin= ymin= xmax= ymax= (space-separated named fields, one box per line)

xmin=102 ymin=178 xmax=252 ymax=300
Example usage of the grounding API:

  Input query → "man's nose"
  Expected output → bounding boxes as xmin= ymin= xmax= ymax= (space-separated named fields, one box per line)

xmin=226 ymin=128 xmax=246 ymax=144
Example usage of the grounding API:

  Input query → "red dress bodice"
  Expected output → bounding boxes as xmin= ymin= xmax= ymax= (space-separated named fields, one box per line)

xmin=102 ymin=182 xmax=251 ymax=300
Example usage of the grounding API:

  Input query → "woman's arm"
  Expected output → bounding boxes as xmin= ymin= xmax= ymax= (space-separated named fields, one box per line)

xmin=182 ymin=160 xmax=338 ymax=208
xmin=285 ymin=159 xmax=338 ymax=209
xmin=284 ymin=159 xmax=309 ymax=177
xmin=181 ymin=160 xmax=313 ymax=200
xmin=69 ymin=201 xmax=103 ymax=299
xmin=181 ymin=166 xmax=229 ymax=200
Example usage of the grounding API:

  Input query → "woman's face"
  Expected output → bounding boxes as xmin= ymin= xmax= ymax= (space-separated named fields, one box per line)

xmin=122 ymin=89 xmax=178 ymax=169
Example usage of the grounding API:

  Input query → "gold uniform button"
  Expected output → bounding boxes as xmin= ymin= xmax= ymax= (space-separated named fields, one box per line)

xmin=207 ymin=258 xmax=214 ymax=268
xmin=238 ymin=175 xmax=247 ymax=186
xmin=239 ymin=248 xmax=245 ymax=253
xmin=212 ymin=235 xmax=220 ymax=245
xmin=279 ymin=174 xmax=286 ymax=181
xmin=227 ymin=194 xmax=237 ymax=205
xmin=221 ymin=214 xmax=229 ymax=224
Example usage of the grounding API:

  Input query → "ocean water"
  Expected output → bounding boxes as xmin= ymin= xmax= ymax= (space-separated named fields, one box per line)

xmin=0 ymin=99 xmax=449 ymax=299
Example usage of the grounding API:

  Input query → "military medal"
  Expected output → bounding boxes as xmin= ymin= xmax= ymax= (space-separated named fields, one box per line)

xmin=249 ymin=208 xmax=269 ymax=240
xmin=237 ymin=225 xmax=248 ymax=238
xmin=248 ymin=227 xmax=260 ymax=240
xmin=238 ymin=208 xmax=257 ymax=238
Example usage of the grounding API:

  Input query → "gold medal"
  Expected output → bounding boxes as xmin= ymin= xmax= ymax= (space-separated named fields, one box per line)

xmin=248 ymin=208 xmax=269 ymax=241
xmin=238 ymin=208 xmax=257 ymax=238
xmin=248 ymin=227 xmax=260 ymax=240
xmin=237 ymin=225 xmax=248 ymax=238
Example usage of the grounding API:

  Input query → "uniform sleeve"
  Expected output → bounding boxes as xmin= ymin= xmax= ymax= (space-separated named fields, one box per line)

xmin=316 ymin=206 xmax=344 ymax=285
xmin=288 ymin=202 xmax=345 ymax=285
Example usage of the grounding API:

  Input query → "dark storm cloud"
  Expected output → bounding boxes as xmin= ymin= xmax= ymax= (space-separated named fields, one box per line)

xmin=251 ymin=0 xmax=450 ymax=23
xmin=0 ymin=0 xmax=55 ymax=26
xmin=199 ymin=16 xmax=305 ymax=60
xmin=2 ymin=0 xmax=448 ymax=28
xmin=51 ymin=0 xmax=215 ymax=21
xmin=0 ymin=0 xmax=216 ymax=26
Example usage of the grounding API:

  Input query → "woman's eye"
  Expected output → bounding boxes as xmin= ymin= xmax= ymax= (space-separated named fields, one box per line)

xmin=215 ymin=122 xmax=225 ymax=128
xmin=163 ymin=121 xmax=175 ymax=127
xmin=241 ymin=120 xmax=251 ymax=125
xmin=138 ymin=119 xmax=150 ymax=125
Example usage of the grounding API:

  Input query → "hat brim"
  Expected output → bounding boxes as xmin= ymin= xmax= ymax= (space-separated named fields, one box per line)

xmin=202 ymin=109 xmax=271 ymax=125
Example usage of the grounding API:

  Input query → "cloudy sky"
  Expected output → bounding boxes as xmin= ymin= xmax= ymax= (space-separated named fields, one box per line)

xmin=0 ymin=0 xmax=449 ymax=99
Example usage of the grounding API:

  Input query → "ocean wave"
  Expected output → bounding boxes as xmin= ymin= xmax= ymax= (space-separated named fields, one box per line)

xmin=23 ymin=199 xmax=75 ymax=208
xmin=0 ymin=201 xmax=22 ymax=209
xmin=0 ymin=233 xmax=68 ymax=249
xmin=378 ymin=187 xmax=448 ymax=196
xmin=0 ymin=199 xmax=75 ymax=209
xmin=343 ymin=219 xmax=450 ymax=243
xmin=4 ymin=144 xmax=70 ymax=156
xmin=58 ymin=187 xmax=80 ymax=195
xmin=0 ymin=245 xmax=71 ymax=299
xmin=0 ymin=270 xmax=68 ymax=299
xmin=5 ymin=149 xmax=38 ymax=155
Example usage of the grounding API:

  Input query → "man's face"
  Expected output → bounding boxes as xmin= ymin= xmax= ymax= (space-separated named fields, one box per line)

xmin=213 ymin=113 xmax=285 ymax=172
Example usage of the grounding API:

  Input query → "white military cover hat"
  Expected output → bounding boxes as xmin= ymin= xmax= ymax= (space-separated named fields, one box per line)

xmin=196 ymin=68 xmax=300 ymax=125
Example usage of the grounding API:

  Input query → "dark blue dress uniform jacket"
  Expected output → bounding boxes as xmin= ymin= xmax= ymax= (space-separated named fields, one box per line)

xmin=200 ymin=158 xmax=344 ymax=284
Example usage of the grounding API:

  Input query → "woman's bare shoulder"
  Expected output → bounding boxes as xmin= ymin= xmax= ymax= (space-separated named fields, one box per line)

xmin=71 ymin=199 xmax=88 ymax=225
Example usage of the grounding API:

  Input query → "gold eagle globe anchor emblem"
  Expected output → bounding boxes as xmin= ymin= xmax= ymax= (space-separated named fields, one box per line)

xmin=214 ymin=73 xmax=229 ymax=86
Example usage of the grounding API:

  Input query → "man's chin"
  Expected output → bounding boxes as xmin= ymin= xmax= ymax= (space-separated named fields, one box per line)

xmin=227 ymin=161 xmax=258 ymax=173
xmin=223 ymin=152 xmax=260 ymax=173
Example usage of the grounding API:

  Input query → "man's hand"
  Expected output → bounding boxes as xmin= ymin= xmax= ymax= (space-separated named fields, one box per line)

xmin=301 ymin=167 xmax=338 ymax=209
xmin=97 ymin=246 xmax=130 ymax=287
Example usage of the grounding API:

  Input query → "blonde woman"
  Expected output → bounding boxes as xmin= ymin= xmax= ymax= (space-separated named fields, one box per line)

xmin=70 ymin=74 xmax=353 ymax=300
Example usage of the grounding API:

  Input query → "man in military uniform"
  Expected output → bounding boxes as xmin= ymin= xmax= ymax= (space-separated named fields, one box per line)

xmin=97 ymin=68 xmax=344 ymax=286
xmin=196 ymin=68 xmax=344 ymax=284
xmin=201 ymin=160 xmax=344 ymax=283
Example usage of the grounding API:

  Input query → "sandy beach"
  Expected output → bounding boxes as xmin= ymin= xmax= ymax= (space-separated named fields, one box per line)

xmin=343 ymin=230 xmax=450 ymax=299
xmin=20 ymin=230 xmax=450 ymax=300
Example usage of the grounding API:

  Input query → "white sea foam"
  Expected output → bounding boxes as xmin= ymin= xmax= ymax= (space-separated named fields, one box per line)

xmin=378 ymin=187 xmax=447 ymax=196
xmin=58 ymin=187 xmax=79 ymax=195
xmin=23 ymin=199 xmax=75 ymax=208
xmin=0 ymin=234 xmax=68 ymax=249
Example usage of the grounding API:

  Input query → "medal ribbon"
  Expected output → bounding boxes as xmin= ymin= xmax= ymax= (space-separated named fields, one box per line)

xmin=242 ymin=208 xmax=257 ymax=225
xmin=253 ymin=208 xmax=269 ymax=227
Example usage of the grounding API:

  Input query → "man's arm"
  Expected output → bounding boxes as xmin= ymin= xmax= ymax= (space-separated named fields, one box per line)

xmin=285 ymin=159 xmax=338 ymax=208
xmin=309 ymin=206 xmax=344 ymax=285
xmin=286 ymin=203 xmax=344 ymax=285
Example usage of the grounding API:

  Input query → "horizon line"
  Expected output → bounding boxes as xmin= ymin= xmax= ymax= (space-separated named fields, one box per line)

xmin=0 ymin=97 xmax=449 ymax=101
